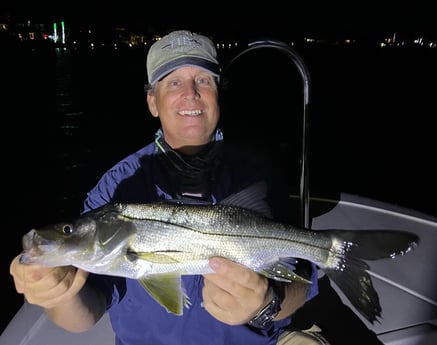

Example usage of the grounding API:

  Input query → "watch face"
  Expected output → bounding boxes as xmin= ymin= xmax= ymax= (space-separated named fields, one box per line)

xmin=247 ymin=294 xmax=282 ymax=329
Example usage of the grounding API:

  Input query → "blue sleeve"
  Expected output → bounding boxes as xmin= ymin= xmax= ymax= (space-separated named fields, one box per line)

xmin=307 ymin=262 xmax=319 ymax=301
xmin=82 ymin=145 xmax=153 ymax=213
xmin=82 ymin=168 xmax=122 ymax=212
xmin=87 ymin=273 xmax=126 ymax=310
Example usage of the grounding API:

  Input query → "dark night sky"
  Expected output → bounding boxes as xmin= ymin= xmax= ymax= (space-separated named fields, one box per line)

xmin=2 ymin=1 xmax=436 ymax=37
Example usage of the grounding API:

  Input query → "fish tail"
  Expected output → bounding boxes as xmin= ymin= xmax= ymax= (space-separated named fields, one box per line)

xmin=322 ymin=229 xmax=419 ymax=324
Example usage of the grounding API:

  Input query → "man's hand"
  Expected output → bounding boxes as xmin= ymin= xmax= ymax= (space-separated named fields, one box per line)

xmin=202 ymin=257 xmax=271 ymax=325
xmin=10 ymin=254 xmax=88 ymax=309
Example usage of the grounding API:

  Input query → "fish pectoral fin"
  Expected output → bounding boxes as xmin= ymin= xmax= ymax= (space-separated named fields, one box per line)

xmin=133 ymin=251 xmax=182 ymax=264
xmin=138 ymin=273 xmax=190 ymax=315
xmin=260 ymin=259 xmax=312 ymax=284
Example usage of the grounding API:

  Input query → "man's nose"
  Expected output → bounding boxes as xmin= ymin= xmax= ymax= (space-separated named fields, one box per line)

xmin=182 ymin=81 xmax=200 ymax=99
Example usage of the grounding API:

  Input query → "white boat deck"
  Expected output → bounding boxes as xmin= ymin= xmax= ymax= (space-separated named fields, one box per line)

xmin=311 ymin=193 xmax=437 ymax=344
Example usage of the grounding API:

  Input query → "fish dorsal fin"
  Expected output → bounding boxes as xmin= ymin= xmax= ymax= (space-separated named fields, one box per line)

xmin=219 ymin=181 xmax=273 ymax=218
xmin=139 ymin=273 xmax=190 ymax=315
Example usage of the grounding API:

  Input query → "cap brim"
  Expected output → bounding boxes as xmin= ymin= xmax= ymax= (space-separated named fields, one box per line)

xmin=150 ymin=57 xmax=220 ymax=85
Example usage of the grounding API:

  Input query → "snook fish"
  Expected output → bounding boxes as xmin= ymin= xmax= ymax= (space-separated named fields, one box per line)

xmin=20 ymin=182 xmax=419 ymax=324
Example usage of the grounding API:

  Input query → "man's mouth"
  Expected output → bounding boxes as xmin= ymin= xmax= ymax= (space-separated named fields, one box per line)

xmin=178 ymin=110 xmax=203 ymax=116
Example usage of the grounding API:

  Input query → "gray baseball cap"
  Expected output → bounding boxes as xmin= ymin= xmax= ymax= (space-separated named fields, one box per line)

xmin=147 ymin=30 xmax=221 ymax=85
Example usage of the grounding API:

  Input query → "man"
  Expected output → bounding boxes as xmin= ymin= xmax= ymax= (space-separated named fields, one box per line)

xmin=10 ymin=30 xmax=319 ymax=344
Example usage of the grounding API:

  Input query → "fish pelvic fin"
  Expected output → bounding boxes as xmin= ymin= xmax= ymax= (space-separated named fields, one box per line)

xmin=323 ymin=229 xmax=419 ymax=324
xmin=138 ymin=273 xmax=190 ymax=315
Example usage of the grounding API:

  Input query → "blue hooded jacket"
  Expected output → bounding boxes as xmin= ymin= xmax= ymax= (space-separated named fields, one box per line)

xmin=83 ymin=129 xmax=318 ymax=345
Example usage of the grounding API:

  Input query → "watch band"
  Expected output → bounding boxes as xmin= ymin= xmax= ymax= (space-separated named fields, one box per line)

xmin=247 ymin=279 xmax=285 ymax=329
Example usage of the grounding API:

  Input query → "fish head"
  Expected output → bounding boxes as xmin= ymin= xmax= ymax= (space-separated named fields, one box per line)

xmin=21 ymin=216 xmax=100 ymax=267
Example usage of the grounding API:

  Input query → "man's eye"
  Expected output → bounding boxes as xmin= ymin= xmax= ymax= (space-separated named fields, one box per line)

xmin=197 ymin=78 xmax=210 ymax=85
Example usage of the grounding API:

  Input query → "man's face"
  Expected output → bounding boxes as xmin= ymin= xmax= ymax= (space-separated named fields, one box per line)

xmin=147 ymin=66 xmax=220 ymax=153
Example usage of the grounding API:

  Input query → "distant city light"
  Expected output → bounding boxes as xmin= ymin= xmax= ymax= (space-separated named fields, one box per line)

xmin=61 ymin=21 xmax=65 ymax=44
xmin=3 ymin=19 xmax=436 ymax=50
xmin=53 ymin=22 xmax=58 ymax=43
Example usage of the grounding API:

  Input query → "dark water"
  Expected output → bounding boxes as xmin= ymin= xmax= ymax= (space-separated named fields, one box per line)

xmin=1 ymin=39 xmax=436 ymax=333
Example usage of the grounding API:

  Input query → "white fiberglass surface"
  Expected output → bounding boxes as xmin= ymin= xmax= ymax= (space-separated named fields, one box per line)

xmin=311 ymin=192 xmax=437 ymax=342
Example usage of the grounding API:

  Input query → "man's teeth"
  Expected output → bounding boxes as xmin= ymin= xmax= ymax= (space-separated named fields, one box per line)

xmin=179 ymin=110 xmax=202 ymax=116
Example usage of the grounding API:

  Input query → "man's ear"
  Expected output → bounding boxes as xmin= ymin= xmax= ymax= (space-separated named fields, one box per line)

xmin=147 ymin=93 xmax=159 ymax=118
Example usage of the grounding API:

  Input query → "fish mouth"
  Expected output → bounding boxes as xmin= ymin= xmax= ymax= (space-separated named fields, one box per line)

xmin=22 ymin=229 xmax=36 ymax=251
xmin=21 ymin=230 xmax=40 ymax=264
xmin=21 ymin=229 xmax=55 ymax=264
xmin=23 ymin=229 xmax=56 ymax=248
xmin=22 ymin=229 xmax=48 ymax=250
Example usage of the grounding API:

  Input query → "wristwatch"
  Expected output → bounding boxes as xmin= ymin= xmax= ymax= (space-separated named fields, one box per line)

xmin=247 ymin=279 xmax=285 ymax=329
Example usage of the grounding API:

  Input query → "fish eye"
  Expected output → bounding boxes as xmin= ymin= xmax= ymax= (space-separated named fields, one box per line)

xmin=62 ymin=224 xmax=74 ymax=235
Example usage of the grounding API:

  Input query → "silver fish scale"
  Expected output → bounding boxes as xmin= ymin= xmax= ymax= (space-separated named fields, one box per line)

xmin=117 ymin=203 xmax=333 ymax=273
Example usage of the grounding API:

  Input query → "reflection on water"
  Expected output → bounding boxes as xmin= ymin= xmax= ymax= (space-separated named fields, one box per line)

xmin=1 ymin=42 xmax=436 ymax=333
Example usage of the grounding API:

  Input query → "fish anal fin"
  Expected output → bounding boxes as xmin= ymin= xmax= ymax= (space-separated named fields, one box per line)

xmin=260 ymin=259 xmax=312 ymax=284
xmin=138 ymin=273 xmax=190 ymax=315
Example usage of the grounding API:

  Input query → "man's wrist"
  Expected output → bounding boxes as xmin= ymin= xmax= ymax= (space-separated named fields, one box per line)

xmin=247 ymin=280 xmax=285 ymax=329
